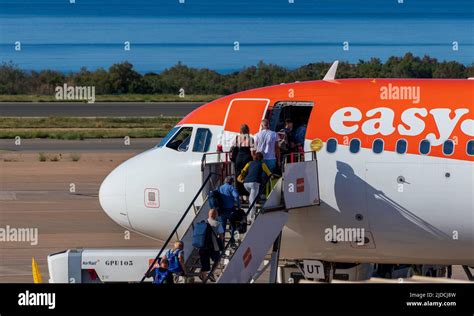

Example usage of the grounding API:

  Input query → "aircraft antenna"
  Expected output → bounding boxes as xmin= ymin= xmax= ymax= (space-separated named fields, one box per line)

xmin=323 ymin=60 xmax=339 ymax=81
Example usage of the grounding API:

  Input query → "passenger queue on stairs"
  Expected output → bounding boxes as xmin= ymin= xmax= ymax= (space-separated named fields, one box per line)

xmin=151 ymin=119 xmax=303 ymax=283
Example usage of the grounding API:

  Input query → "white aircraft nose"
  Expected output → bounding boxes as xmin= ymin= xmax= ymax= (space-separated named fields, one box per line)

xmin=99 ymin=166 xmax=130 ymax=229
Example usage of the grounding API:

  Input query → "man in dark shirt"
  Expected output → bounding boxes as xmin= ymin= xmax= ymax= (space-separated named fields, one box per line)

xmin=282 ymin=119 xmax=295 ymax=148
xmin=294 ymin=123 xmax=307 ymax=151
xmin=279 ymin=119 xmax=296 ymax=166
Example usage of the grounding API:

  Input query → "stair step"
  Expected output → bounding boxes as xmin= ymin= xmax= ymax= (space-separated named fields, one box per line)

xmin=175 ymin=175 xmax=288 ymax=283
xmin=262 ymin=205 xmax=286 ymax=213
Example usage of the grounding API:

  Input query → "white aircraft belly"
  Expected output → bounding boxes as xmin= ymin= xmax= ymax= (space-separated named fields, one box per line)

xmin=278 ymin=145 xmax=474 ymax=266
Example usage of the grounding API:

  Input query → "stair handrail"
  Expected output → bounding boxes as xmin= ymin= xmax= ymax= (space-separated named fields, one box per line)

xmin=140 ymin=171 xmax=218 ymax=282
xmin=201 ymin=150 xmax=231 ymax=172
xmin=204 ymin=175 xmax=274 ymax=283
xmin=282 ymin=150 xmax=317 ymax=173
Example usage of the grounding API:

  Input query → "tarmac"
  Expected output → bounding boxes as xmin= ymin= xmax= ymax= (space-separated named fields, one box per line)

xmin=0 ymin=102 xmax=202 ymax=117
xmin=0 ymin=149 xmax=161 ymax=283
xmin=0 ymin=140 xmax=470 ymax=283
xmin=0 ymin=138 xmax=159 ymax=152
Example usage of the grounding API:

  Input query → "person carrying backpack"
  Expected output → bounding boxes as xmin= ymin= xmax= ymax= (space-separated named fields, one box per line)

xmin=145 ymin=258 xmax=174 ymax=284
xmin=163 ymin=240 xmax=186 ymax=280
xmin=218 ymin=176 xmax=240 ymax=243
xmin=208 ymin=189 xmax=222 ymax=210
xmin=192 ymin=208 xmax=224 ymax=282
xmin=230 ymin=124 xmax=255 ymax=197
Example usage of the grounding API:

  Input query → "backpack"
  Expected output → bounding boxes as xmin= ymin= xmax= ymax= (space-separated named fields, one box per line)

xmin=192 ymin=220 xmax=209 ymax=249
xmin=230 ymin=208 xmax=247 ymax=234
xmin=230 ymin=208 xmax=245 ymax=224
xmin=208 ymin=189 xmax=222 ymax=210
xmin=166 ymin=249 xmax=183 ymax=273
xmin=230 ymin=136 xmax=239 ymax=162
xmin=237 ymin=221 xmax=247 ymax=234
xmin=153 ymin=268 xmax=170 ymax=284
xmin=192 ymin=220 xmax=224 ymax=251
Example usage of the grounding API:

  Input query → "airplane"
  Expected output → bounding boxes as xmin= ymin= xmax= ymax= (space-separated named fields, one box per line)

xmin=98 ymin=61 xmax=474 ymax=280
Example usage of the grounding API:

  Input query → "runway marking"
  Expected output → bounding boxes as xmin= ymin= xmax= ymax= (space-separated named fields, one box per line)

xmin=0 ymin=192 xmax=17 ymax=200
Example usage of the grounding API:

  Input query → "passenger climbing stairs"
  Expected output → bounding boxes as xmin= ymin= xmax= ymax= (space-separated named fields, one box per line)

xmin=141 ymin=151 xmax=320 ymax=283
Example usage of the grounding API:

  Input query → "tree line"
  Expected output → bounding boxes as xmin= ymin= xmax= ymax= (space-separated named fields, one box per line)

xmin=1 ymin=53 xmax=473 ymax=96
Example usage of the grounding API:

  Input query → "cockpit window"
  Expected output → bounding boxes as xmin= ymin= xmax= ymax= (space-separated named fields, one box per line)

xmin=166 ymin=127 xmax=193 ymax=152
xmin=157 ymin=127 xmax=179 ymax=148
xmin=193 ymin=128 xmax=212 ymax=152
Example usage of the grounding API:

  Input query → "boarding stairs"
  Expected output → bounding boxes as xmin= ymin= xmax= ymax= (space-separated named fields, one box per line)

xmin=141 ymin=151 xmax=320 ymax=283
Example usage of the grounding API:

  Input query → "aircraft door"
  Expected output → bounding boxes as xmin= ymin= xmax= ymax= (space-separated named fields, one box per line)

xmin=282 ymin=152 xmax=320 ymax=209
xmin=223 ymin=98 xmax=270 ymax=137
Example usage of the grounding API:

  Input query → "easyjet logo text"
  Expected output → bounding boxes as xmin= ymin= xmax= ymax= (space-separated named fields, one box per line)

xmin=330 ymin=107 xmax=473 ymax=146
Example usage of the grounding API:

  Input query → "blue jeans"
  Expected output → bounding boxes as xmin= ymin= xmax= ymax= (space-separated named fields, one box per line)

xmin=263 ymin=159 xmax=277 ymax=173
xmin=262 ymin=159 xmax=276 ymax=184
xmin=218 ymin=208 xmax=236 ymax=244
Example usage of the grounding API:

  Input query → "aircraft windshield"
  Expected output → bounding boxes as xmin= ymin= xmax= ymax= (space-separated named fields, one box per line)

xmin=166 ymin=127 xmax=193 ymax=152
xmin=156 ymin=127 xmax=179 ymax=148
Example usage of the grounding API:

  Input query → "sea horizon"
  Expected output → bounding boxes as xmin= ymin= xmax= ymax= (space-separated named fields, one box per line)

xmin=0 ymin=1 xmax=472 ymax=73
